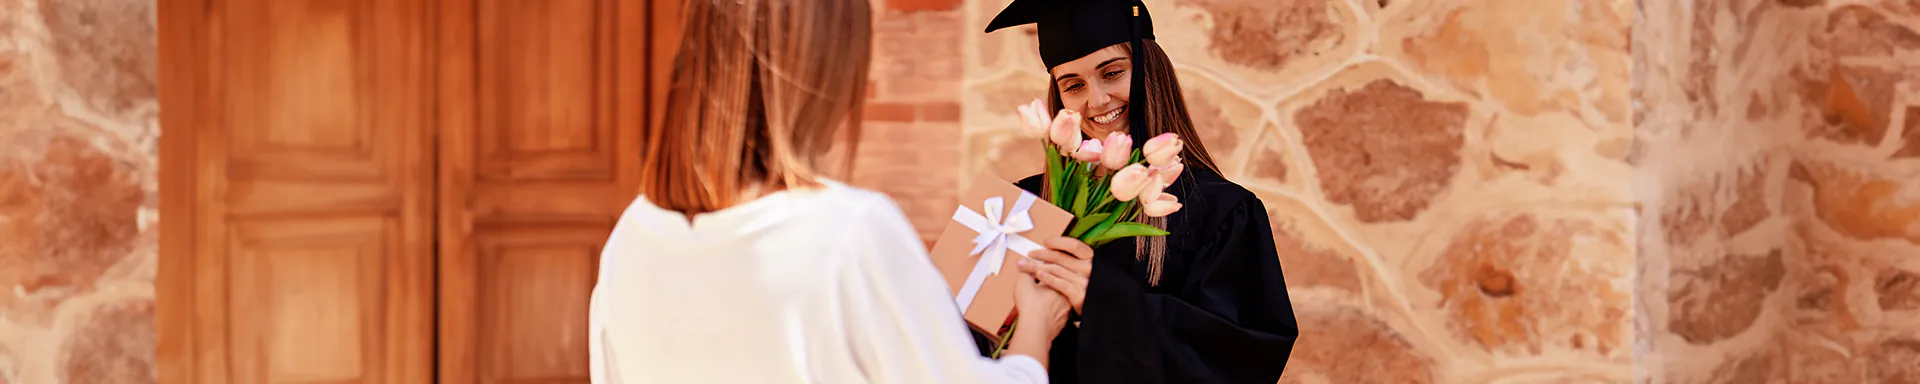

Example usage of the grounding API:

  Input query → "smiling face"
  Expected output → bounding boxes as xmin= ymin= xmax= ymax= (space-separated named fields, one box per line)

xmin=1049 ymin=44 xmax=1133 ymax=139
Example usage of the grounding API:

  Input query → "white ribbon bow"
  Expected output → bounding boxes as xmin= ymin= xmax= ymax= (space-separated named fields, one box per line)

xmin=951 ymin=192 xmax=1046 ymax=312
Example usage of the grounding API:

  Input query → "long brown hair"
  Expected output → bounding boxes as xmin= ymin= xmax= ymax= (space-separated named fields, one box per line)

xmin=1046 ymin=40 xmax=1210 ymax=285
xmin=640 ymin=0 xmax=872 ymax=215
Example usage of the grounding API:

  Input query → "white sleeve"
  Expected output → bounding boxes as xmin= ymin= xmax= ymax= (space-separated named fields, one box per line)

xmin=590 ymin=224 xmax=624 ymax=384
xmin=588 ymin=286 xmax=613 ymax=383
xmin=837 ymin=196 xmax=1049 ymax=384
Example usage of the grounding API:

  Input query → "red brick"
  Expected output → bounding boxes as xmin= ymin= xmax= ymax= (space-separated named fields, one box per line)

xmin=887 ymin=0 xmax=960 ymax=12
xmin=920 ymin=102 xmax=962 ymax=122
xmin=865 ymin=102 xmax=915 ymax=122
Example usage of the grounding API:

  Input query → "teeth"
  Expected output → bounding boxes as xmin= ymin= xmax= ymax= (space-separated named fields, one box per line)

xmin=1091 ymin=108 xmax=1123 ymax=124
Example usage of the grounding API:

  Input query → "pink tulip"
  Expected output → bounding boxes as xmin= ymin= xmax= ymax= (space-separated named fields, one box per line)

xmin=1152 ymin=158 xmax=1183 ymax=186
xmin=1100 ymin=132 xmax=1133 ymax=170
xmin=1073 ymin=138 xmax=1104 ymax=162
xmin=1049 ymin=110 xmax=1084 ymax=152
xmin=1016 ymin=99 xmax=1049 ymax=138
xmin=1142 ymin=194 xmax=1183 ymax=217
xmin=1138 ymin=175 xmax=1167 ymax=204
xmin=1143 ymin=133 xmax=1182 ymax=166
xmin=1109 ymin=164 xmax=1151 ymax=202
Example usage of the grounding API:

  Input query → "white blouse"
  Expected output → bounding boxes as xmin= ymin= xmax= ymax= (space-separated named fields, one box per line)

xmin=588 ymin=180 xmax=1048 ymax=383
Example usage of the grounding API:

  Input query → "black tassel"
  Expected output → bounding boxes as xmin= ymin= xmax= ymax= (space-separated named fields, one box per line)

xmin=1128 ymin=2 xmax=1149 ymax=148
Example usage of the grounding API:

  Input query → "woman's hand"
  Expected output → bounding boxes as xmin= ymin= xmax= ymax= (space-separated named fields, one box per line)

xmin=1013 ymin=269 xmax=1072 ymax=335
xmin=1008 ymin=268 xmax=1071 ymax=367
xmin=1017 ymin=237 xmax=1095 ymax=314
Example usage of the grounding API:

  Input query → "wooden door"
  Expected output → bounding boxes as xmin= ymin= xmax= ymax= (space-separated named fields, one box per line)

xmin=435 ymin=0 xmax=682 ymax=382
xmin=157 ymin=0 xmax=437 ymax=383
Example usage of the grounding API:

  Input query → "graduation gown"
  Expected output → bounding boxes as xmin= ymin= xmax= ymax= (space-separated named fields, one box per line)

xmin=971 ymin=167 xmax=1299 ymax=383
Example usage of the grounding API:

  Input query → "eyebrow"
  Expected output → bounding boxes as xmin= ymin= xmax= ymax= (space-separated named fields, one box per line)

xmin=1054 ymin=57 xmax=1129 ymax=83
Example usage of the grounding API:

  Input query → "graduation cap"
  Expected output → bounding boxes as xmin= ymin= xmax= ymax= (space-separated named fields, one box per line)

xmin=985 ymin=0 xmax=1155 ymax=146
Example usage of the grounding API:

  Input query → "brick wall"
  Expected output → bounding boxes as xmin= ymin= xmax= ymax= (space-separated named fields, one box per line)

xmin=850 ymin=1 xmax=966 ymax=244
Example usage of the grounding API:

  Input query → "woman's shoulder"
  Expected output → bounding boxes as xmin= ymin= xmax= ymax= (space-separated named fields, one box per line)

xmin=1185 ymin=168 xmax=1258 ymax=209
xmin=1171 ymin=168 xmax=1269 ymax=234
xmin=808 ymin=179 xmax=912 ymax=220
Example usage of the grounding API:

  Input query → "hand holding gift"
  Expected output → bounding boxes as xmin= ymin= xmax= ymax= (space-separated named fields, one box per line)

xmin=929 ymin=173 xmax=1074 ymax=348
xmin=1015 ymin=237 xmax=1093 ymax=313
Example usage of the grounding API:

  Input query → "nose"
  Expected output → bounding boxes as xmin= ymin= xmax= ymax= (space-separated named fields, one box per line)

xmin=1087 ymin=84 xmax=1113 ymax=109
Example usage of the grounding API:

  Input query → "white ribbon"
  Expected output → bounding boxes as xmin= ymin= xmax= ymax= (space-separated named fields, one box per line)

xmin=951 ymin=192 xmax=1047 ymax=312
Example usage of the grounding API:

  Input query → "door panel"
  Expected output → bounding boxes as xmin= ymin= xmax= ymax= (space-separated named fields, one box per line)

xmin=437 ymin=0 xmax=675 ymax=382
xmin=227 ymin=217 xmax=393 ymax=383
xmin=475 ymin=0 xmax=615 ymax=180
xmin=160 ymin=0 xmax=436 ymax=382
xmin=477 ymin=224 xmax=610 ymax=381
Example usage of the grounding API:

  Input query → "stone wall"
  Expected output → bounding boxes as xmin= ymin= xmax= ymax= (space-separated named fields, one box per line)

xmin=959 ymin=0 xmax=1635 ymax=382
xmin=0 ymin=0 xmax=161 ymax=382
xmin=2 ymin=0 xmax=1912 ymax=382
xmin=1635 ymin=0 xmax=1920 ymax=383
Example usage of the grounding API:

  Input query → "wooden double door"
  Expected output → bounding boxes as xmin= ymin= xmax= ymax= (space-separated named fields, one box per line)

xmin=157 ymin=0 xmax=683 ymax=382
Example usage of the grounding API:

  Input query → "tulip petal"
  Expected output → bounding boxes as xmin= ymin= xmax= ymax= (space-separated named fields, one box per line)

xmin=1049 ymin=110 xmax=1083 ymax=151
xmin=1152 ymin=161 xmax=1183 ymax=185
xmin=1143 ymin=133 xmax=1183 ymax=166
xmin=1137 ymin=168 xmax=1169 ymax=203
xmin=1101 ymin=132 xmax=1133 ymax=170
xmin=1108 ymin=164 xmax=1151 ymax=202
xmin=1143 ymin=194 xmax=1183 ymax=217
xmin=1017 ymin=100 xmax=1051 ymax=138
xmin=1072 ymin=140 xmax=1104 ymax=162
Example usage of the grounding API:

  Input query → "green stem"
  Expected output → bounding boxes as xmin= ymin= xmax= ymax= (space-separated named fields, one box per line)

xmin=990 ymin=317 xmax=1018 ymax=359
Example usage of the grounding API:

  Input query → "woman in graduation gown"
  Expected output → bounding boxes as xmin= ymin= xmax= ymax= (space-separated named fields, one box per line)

xmin=972 ymin=0 xmax=1299 ymax=383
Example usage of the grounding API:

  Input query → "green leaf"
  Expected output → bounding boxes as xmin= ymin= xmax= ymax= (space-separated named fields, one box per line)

xmin=1067 ymin=213 xmax=1111 ymax=238
xmin=1107 ymin=198 xmax=1137 ymax=223
xmin=1080 ymin=220 xmax=1113 ymax=244
xmin=1045 ymin=144 xmax=1064 ymax=203
xmin=1061 ymin=158 xmax=1076 ymax=203
xmin=1082 ymin=222 xmax=1170 ymax=245
xmin=1091 ymin=192 xmax=1115 ymax=213
xmin=1077 ymin=208 xmax=1127 ymax=242
xmin=1071 ymin=169 xmax=1091 ymax=214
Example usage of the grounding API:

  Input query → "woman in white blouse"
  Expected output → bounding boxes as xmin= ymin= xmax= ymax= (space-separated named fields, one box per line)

xmin=587 ymin=0 xmax=1071 ymax=382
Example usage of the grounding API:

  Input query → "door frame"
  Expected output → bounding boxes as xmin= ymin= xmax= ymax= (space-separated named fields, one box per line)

xmin=156 ymin=0 xmax=208 ymax=381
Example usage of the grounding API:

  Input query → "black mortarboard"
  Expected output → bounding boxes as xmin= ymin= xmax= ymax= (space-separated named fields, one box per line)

xmin=984 ymin=0 xmax=1155 ymax=69
xmin=985 ymin=0 xmax=1156 ymax=146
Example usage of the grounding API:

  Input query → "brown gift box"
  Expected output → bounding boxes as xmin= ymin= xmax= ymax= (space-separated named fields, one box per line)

xmin=930 ymin=173 xmax=1073 ymax=331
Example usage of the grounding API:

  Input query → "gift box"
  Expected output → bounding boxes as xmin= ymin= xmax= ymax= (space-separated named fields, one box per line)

xmin=930 ymin=172 xmax=1073 ymax=330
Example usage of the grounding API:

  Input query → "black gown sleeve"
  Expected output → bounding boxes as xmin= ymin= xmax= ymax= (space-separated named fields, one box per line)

xmin=1076 ymin=196 xmax=1299 ymax=383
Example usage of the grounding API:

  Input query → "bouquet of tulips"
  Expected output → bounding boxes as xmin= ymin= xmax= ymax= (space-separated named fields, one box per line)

xmin=1020 ymin=99 xmax=1185 ymax=246
xmin=989 ymin=99 xmax=1186 ymax=357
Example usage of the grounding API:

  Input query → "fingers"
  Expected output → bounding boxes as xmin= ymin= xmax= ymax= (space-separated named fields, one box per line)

xmin=1035 ymin=269 xmax=1086 ymax=311
xmin=1021 ymin=251 xmax=1091 ymax=277
xmin=1025 ymin=249 xmax=1074 ymax=266
xmin=1036 ymin=264 xmax=1089 ymax=289
xmin=1045 ymin=237 xmax=1095 ymax=260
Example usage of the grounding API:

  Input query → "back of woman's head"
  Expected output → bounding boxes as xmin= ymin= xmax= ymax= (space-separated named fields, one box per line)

xmin=641 ymin=0 xmax=873 ymax=215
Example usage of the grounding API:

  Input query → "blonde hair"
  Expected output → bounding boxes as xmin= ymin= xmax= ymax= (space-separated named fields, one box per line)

xmin=640 ymin=0 xmax=873 ymax=215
